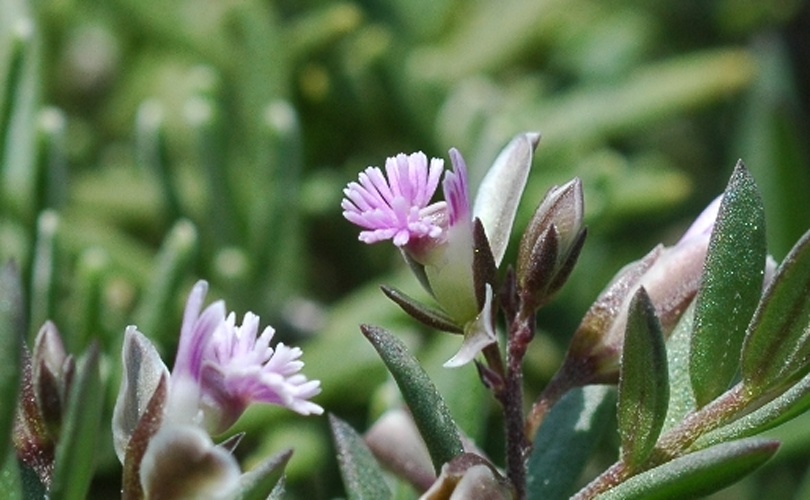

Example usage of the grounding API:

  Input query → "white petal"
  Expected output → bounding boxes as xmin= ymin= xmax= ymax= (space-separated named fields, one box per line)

xmin=473 ymin=132 xmax=540 ymax=265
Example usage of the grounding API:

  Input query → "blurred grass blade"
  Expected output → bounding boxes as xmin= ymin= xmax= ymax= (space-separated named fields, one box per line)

xmin=0 ymin=17 xmax=34 ymax=174
xmin=618 ymin=287 xmax=669 ymax=469
xmin=50 ymin=344 xmax=104 ymax=500
xmin=133 ymin=219 xmax=198 ymax=342
xmin=0 ymin=263 xmax=24 ymax=468
xmin=742 ymin=230 xmax=810 ymax=393
xmin=1 ymin=16 xmax=40 ymax=221
xmin=29 ymin=210 xmax=59 ymax=338
xmin=361 ymin=324 xmax=463 ymax=470
xmin=71 ymin=248 xmax=108 ymax=351
xmin=328 ymin=414 xmax=392 ymax=500
xmin=734 ymin=36 xmax=810 ymax=260
xmin=526 ymin=385 xmax=614 ymax=500
xmin=35 ymin=107 xmax=68 ymax=210
xmin=184 ymin=94 xmax=239 ymax=248
xmin=253 ymin=100 xmax=304 ymax=302
xmin=689 ymin=162 xmax=766 ymax=407
xmin=238 ymin=448 xmax=292 ymax=500
xmin=596 ymin=438 xmax=778 ymax=500
xmin=135 ymin=100 xmax=181 ymax=220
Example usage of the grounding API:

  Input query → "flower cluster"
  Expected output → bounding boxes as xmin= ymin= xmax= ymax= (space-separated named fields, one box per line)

xmin=342 ymin=135 xmax=544 ymax=367
xmin=113 ymin=280 xmax=322 ymax=498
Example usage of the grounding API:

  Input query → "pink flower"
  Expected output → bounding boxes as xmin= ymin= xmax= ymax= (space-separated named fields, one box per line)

xmin=170 ymin=281 xmax=323 ymax=433
xmin=342 ymin=152 xmax=446 ymax=247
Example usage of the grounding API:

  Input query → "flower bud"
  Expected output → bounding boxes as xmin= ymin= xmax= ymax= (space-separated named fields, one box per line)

xmin=365 ymin=409 xmax=436 ymax=492
xmin=32 ymin=321 xmax=75 ymax=441
xmin=517 ymin=178 xmax=585 ymax=310
xmin=420 ymin=453 xmax=513 ymax=500
xmin=564 ymin=196 xmax=721 ymax=383
xmin=139 ymin=424 xmax=240 ymax=499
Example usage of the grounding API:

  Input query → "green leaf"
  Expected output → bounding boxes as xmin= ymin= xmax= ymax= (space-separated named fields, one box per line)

xmin=690 ymin=162 xmax=766 ymax=407
xmin=238 ymin=449 xmax=292 ymax=500
xmin=0 ymin=263 xmax=23 ymax=468
xmin=526 ymin=385 xmax=615 ymax=500
xmin=597 ymin=438 xmax=778 ymax=500
xmin=696 ymin=369 xmax=810 ymax=450
xmin=380 ymin=285 xmax=462 ymax=334
xmin=618 ymin=287 xmax=669 ymax=468
xmin=742 ymin=229 xmax=810 ymax=393
xmin=328 ymin=414 xmax=392 ymax=500
xmin=361 ymin=324 xmax=464 ymax=470
xmin=49 ymin=345 xmax=104 ymax=500
xmin=662 ymin=301 xmax=697 ymax=432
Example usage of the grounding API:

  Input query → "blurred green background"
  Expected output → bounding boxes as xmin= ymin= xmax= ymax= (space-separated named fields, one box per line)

xmin=1 ymin=0 xmax=809 ymax=497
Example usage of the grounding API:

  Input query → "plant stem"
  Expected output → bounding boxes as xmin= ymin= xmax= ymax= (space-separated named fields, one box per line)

xmin=500 ymin=313 xmax=534 ymax=499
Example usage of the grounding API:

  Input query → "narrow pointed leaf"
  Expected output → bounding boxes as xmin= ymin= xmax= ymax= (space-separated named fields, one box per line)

xmin=597 ymin=438 xmax=778 ymax=500
xmin=696 ymin=369 xmax=810 ymax=449
xmin=690 ymin=162 xmax=766 ymax=407
xmin=238 ymin=449 xmax=292 ymax=500
xmin=361 ymin=325 xmax=464 ymax=470
xmin=618 ymin=287 xmax=669 ymax=469
xmin=526 ymin=385 xmax=615 ymax=500
xmin=380 ymin=285 xmax=462 ymax=334
xmin=473 ymin=132 xmax=539 ymax=265
xmin=742 ymin=229 xmax=810 ymax=393
xmin=329 ymin=414 xmax=392 ymax=500
xmin=0 ymin=263 xmax=24 ymax=467
xmin=50 ymin=345 xmax=104 ymax=500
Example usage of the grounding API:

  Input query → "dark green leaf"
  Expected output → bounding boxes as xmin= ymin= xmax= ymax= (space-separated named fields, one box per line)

xmin=361 ymin=324 xmax=464 ymax=470
xmin=526 ymin=385 xmax=615 ymax=500
xmin=690 ymin=162 xmax=766 ymax=407
xmin=238 ymin=449 xmax=292 ymax=500
xmin=0 ymin=263 xmax=23 ymax=468
xmin=618 ymin=287 xmax=669 ymax=468
xmin=49 ymin=345 xmax=104 ymax=500
xmin=329 ymin=414 xmax=392 ymax=500
xmin=597 ymin=438 xmax=778 ymax=500
xmin=380 ymin=285 xmax=462 ymax=334
xmin=742 ymin=230 xmax=810 ymax=393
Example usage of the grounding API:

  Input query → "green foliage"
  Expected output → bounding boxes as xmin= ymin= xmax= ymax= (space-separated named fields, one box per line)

xmin=328 ymin=414 xmax=391 ymax=500
xmin=1 ymin=0 xmax=809 ymax=496
xmin=0 ymin=264 xmax=23 ymax=471
xmin=360 ymin=324 xmax=463 ymax=470
xmin=742 ymin=230 xmax=810 ymax=392
xmin=598 ymin=438 xmax=779 ymax=500
xmin=526 ymin=385 xmax=615 ymax=499
xmin=50 ymin=346 xmax=104 ymax=500
xmin=618 ymin=287 xmax=669 ymax=469
xmin=690 ymin=162 xmax=766 ymax=407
